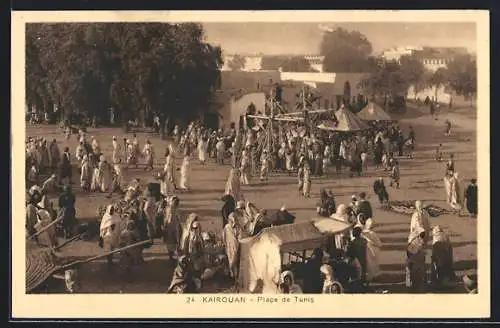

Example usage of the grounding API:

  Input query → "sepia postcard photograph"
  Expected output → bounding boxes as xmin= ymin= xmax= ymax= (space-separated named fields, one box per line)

xmin=11 ymin=10 xmax=490 ymax=319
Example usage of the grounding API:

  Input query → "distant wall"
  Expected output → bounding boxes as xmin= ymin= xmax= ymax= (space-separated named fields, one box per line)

xmin=219 ymin=70 xmax=281 ymax=92
xmin=218 ymin=92 xmax=266 ymax=130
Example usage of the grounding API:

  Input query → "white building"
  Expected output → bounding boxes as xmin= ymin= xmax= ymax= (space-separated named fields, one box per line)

xmin=381 ymin=46 xmax=423 ymax=63
xmin=222 ymin=54 xmax=325 ymax=72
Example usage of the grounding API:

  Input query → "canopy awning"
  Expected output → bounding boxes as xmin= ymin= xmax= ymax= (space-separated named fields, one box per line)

xmin=357 ymin=101 xmax=392 ymax=121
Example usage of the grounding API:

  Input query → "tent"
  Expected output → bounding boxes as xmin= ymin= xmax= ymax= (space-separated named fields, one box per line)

xmin=357 ymin=101 xmax=392 ymax=121
xmin=317 ymin=107 xmax=369 ymax=132
xmin=316 ymin=120 xmax=338 ymax=131
xmin=238 ymin=218 xmax=351 ymax=293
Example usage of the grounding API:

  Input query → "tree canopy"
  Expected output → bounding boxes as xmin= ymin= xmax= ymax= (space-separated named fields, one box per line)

xmin=320 ymin=27 xmax=373 ymax=73
xmin=26 ymin=23 xmax=223 ymax=126
xmin=227 ymin=54 xmax=246 ymax=71
xmin=361 ymin=60 xmax=408 ymax=100
xmin=399 ymin=55 xmax=426 ymax=95
xmin=445 ymin=54 xmax=477 ymax=99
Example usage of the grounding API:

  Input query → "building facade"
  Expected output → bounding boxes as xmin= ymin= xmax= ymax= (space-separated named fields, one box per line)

xmin=222 ymin=54 xmax=325 ymax=72
xmin=381 ymin=46 xmax=469 ymax=72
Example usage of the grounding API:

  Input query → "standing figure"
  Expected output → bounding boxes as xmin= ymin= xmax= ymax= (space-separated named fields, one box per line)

xmin=90 ymin=159 xmax=101 ymax=192
xmin=222 ymin=213 xmax=242 ymax=281
xmin=445 ymin=172 xmax=462 ymax=215
xmin=112 ymin=136 xmax=122 ymax=164
xmin=163 ymin=196 xmax=182 ymax=260
xmin=48 ymin=139 xmax=61 ymax=170
xmin=373 ymin=177 xmax=389 ymax=205
xmin=389 ymin=160 xmax=400 ymax=189
xmin=27 ymin=162 xmax=38 ymax=188
xmin=143 ymin=195 xmax=158 ymax=241
xmin=99 ymin=205 xmax=122 ymax=267
xmin=410 ymin=200 xmax=431 ymax=245
xmin=98 ymin=156 xmax=113 ymax=193
xmin=161 ymin=148 xmax=176 ymax=196
xmin=132 ymin=134 xmax=140 ymax=168
xmin=464 ymin=179 xmax=478 ymax=217
xmin=220 ymin=194 xmax=236 ymax=230
xmin=224 ymin=168 xmax=244 ymax=202
xmin=142 ymin=139 xmax=155 ymax=171
xmin=435 ymin=144 xmax=443 ymax=162
xmin=240 ymin=149 xmax=251 ymax=185
xmin=445 ymin=154 xmax=455 ymax=176
xmin=126 ymin=139 xmax=137 ymax=167
xmin=346 ymin=226 xmax=368 ymax=288
xmin=80 ymin=155 xmax=91 ymax=192
xmin=58 ymin=185 xmax=76 ymax=238
xmin=444 ymin=119 xmax=452 ymax=136
xmin=179 ymin=152 xmax=190 ymax=191
xmin=362 ymin=219 xmax=382 ymax=284
xmin=297 ymin=154 xmax=305 ymax=195
xmin=180 ymin=213 xmax=205 ymax=279
xmin=91 ymin=137 xmax=101 ymax=157
xmin=216 ymin=138 xmax=226 ymax=165
xmin=302 ymin=163 xmax=311 ymax=198
xmin=112 ymin=159 xmax=124 ymax=193
xmin=406 ymin=226 xmax=427 ymax=293
xmin=197 ymin=135 xmax=209 ymax=165
xmin=285 ymin=145 xmax=294 ymax=175
xmin=260 ymin=149 xmax=270 ymax=182
xmin=76 ymin=141 xmax=85 ymax=163
xmin=59 ymin=147 xmax=72 ymax=186
xmin=431 ymin=226 xmax=455 ymax=290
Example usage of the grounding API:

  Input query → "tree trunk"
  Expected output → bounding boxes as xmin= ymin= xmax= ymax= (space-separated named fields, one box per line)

xmin=435 ymin=85 xmax=439 ymax=103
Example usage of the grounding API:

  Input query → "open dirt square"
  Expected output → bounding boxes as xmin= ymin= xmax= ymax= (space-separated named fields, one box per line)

xmin=26 ymin=104 xmax=477 ymax=293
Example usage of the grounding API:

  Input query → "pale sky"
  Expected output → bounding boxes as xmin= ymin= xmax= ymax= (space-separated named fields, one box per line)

xmin=202 ymin=22 xmax=476 ymax=56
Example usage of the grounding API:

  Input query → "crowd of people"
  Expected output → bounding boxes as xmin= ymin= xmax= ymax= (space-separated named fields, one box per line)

xmin=25 ymin=106 xmax=478 ymax=294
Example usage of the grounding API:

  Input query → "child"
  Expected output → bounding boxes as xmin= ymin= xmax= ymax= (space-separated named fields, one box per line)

xmin=435 ymin=144 xmax=443 ymax=162
xmin=389 ymin=161 xmax=400 ymax=189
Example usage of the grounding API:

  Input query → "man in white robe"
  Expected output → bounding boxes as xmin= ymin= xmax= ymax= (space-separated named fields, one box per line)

xmin=142 ymin=140 xmax=155 ymax=171
xmin=197 ymin=136 xmax=208 ymax=165
xmin=179 ymin=154 xmax=190 ymax=191
xmin=112 ymin=136 xmax=122 ymax=164
xmin=161 ymin=148 xmax=176 ymax=196
xmin=99 ymin=156 xmax=113 ymax=193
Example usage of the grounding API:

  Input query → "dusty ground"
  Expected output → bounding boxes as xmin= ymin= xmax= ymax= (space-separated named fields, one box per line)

xmin=27 ymin=103 xmax=477 ymax=294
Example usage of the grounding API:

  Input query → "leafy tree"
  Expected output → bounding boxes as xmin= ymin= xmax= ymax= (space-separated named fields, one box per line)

xmin=399 ymin=55 xmax=426 ymax=98
xmin=426 ymin=67 xmax=448 ymax=102
xmin=25 ymin=23 xmax=223 ymax=127
xmin=280 ymin=56 xmax=317 ymax=72
xmin=361 ymin=60 xmax=408 ymax=107
xmin=446 ymin=54 xmax=477 ymax=103
xmin=227 ymin=54 xmax=246 ymax=71
xmin=320 ymin=27 xmax=373 ymax=73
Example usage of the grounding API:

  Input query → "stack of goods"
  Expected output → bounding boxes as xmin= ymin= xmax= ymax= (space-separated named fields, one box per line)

xmin=385 ymin=200 xmax=451 ymax=217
